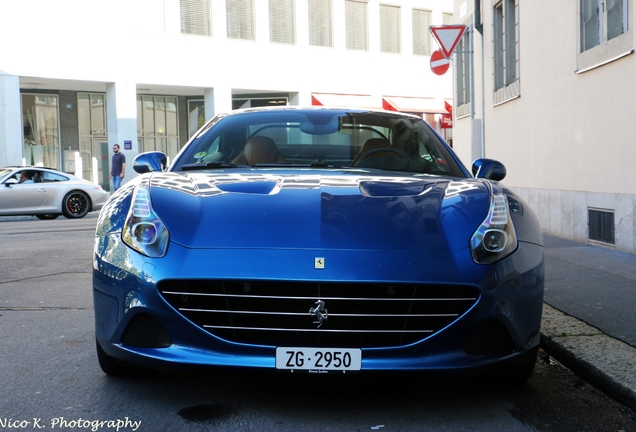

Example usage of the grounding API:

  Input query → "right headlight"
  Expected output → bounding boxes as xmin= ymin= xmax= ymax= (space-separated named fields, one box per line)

xmin=122 ymin=186 xmax=170 ymax=258
xmin=470 ymin=193 xmax=518 ymax=264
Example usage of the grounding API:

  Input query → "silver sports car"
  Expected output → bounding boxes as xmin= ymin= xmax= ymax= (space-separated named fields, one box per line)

xmin=0 ymin=166 xmax=109 ymax=219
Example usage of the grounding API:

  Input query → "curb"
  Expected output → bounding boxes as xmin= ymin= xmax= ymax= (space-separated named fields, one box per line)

xmin=540 ymin=304 xmax=636 ymax=411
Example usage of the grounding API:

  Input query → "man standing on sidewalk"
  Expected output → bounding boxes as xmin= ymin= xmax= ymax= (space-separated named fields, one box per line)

xmin=109 ymin=144 xmax=126 ymax=191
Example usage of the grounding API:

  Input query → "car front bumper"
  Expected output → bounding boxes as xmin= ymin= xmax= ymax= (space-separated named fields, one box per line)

xmin=93 ymin=235 xmax=544 ymax=372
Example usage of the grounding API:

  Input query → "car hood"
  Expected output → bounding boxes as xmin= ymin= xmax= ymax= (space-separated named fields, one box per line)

xmin=147 ymin=170 xmax=491 ymax=254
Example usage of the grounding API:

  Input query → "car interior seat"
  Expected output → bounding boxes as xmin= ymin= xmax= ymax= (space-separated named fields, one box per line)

xmin=351 ymin=138 xmax=395 ymax=165
xmin=232 ymin=136 xmax=286 ymax=166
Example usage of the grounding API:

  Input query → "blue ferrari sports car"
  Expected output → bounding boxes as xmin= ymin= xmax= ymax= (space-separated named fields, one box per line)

xmin=93 ymin=107 xmax=544 ymax=380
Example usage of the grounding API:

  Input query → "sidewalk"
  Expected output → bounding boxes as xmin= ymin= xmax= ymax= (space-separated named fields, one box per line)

xmin=540 ymin=234 xmax=636 ymax=411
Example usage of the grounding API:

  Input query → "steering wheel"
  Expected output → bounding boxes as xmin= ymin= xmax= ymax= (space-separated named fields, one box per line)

xmin=355 ymin=147 xmax=411 ymax=164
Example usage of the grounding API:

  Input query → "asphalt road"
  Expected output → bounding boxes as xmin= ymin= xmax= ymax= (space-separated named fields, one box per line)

xmin=0 ymin=215 xmax=635 ymax=432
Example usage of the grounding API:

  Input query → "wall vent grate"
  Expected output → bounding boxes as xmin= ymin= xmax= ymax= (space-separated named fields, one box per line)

xmin=588 ymin=208 xmax=615 ymax=245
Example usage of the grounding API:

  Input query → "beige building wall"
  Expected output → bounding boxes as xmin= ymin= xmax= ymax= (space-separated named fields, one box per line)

xmin=452 ymin=0 xmax=636 ymax=253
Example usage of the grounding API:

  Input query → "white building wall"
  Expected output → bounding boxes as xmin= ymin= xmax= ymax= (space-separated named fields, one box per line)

xmin=452 ymin=0 xmax=636 ymax=253
xmin=0 ymin=74 xmax=22 ymax=166
xmin=0 ymin=0 xmax=453 ymax=100
xmin=0 ymin=0 xmax=454 ymax=171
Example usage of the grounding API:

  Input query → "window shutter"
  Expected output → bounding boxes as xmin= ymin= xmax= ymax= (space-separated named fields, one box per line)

xmin=380 ymin=4 xmax=401 ymax=53
xmin=412 ymin=9 xmax=431 ymax=56
xmin=345 ymin=0 xmax=368 ymax=50
xmin=309 ymin=0 xmax=333 ymax=47
xmin=227 ymin=0 xmax=255 ymax=40
xmin=180 ymin=0 xmax=211 ymax=36
xmin=270 ymin=0 xmax=296 ymax=44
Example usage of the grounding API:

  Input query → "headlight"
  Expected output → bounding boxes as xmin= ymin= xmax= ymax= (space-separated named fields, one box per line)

xmin=122 ymin=186 xmax=169 ymax=257
xmin=470 ymin=193 xmax=518 ymax=264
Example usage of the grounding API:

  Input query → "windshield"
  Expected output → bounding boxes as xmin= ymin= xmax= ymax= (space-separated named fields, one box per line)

xmin=0 ymin=168 xmax=15 ymax=182
xmin=172 ymin=109 xmax=466 ymax=177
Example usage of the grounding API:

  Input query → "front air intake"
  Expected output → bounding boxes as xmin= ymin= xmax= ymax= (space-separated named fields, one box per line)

xmin=463 ymin=320 xmax=514 ymax=356
xmin=158 ymin=280 xmax=480 ymax=348
xmin=121 ymin=313 xmax=173 ymax=348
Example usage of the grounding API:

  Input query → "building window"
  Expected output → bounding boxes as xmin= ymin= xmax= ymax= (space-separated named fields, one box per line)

xmin=227 ymin=0 xmax=254 ymax=40
xmin=494 ymin=0 xmax=518 ymax=90
xmin=380 ymin=5 xmax=401 ymax=53
xmin=581 ymin=0 xmax=601 ymax=50
xmin=345 ymin=0 xmax=368 ymax=51
xmin=22 ymin=94 xmax=60 ymax=170
xmin=137 ymin=96 xmax=180 ymax=162
xmin=577 ymin=0 xmax=632 ymax=72
xmin=412 ymin=9 xmax=432 ymax=56
xmin=455 ymin=30 xmax=471 ymax=116
xmin=607 ymin=0 xmax=629 ymax=39
xmin=270 ymin=0 xmax=296 ymax=44
xmin=581 ymin=0 xmax=628 ymax=51
xmin=309 ymin=0 xmax=332 ymax=47
xmin=180 ymin=0 xmax=211 ymax=36
xmin=493 ymin=0 xmax=520 ymax=104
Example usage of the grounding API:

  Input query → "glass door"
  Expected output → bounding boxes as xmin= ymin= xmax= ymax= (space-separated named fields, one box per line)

xmin=93 ymin=138 xmax=110 ymax=191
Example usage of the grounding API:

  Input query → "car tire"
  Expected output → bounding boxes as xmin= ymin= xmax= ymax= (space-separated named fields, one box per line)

xmin=35 ymin=214 xmax=60 ymax=220
xmin=62 ymin=190 xmax=91 ymax=219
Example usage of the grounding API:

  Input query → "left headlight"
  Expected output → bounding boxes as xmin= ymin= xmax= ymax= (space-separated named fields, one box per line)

xmin=470 ymin=193 xmax=518 ymax=264
xmin=122 ymin=186 xmax=170 ymax=258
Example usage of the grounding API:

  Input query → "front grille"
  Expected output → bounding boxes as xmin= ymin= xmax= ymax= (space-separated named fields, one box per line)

xmin=159 ymin=280 xmax=479 ymax=348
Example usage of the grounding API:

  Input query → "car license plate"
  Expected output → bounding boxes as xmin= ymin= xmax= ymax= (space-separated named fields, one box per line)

xmin=276 ymin=347 xmax=361 ymax=371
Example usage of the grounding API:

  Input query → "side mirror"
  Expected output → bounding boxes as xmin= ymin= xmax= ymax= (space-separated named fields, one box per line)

xmin=472 ymin=158 xmax=507 ymax=181
xmin=133 ymin=151 xmax=168 ymax=174
xmin=4 ymin=178 xmax=18 ymax=187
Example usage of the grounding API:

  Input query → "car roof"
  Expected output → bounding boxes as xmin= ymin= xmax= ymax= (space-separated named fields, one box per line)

xmin=4 ymin=165 xmax=61 ymax=171
xmin=222 ymin=105 xmax=423 ymax=120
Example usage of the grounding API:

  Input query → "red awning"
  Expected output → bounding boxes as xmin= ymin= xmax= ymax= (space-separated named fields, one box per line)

xmin=311 ymin=93 xmax=381 ymax=109
xmin=382 ymin=97 xmax=448 ymax=114
xmin=310 ymin=94 xmax=454 ymax=116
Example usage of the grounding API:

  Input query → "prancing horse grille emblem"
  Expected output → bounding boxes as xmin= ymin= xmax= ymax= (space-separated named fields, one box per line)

xmin=309 ymin=300 xmax=328 ymax=328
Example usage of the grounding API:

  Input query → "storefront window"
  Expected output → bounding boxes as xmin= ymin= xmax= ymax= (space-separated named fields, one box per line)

xmin=77 ymin=93 xmax=108 ymax=188
xmin=137 ymin=96 xmax=180 ymax=161
xmin=21 ymin=94 xmax=60 ymax=169
xmin=187 ymin=100 xmax=206 ymax=138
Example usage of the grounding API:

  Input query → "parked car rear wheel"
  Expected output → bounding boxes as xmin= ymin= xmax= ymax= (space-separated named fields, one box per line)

xmin=62 ymin=191 xmax=90 ymax=219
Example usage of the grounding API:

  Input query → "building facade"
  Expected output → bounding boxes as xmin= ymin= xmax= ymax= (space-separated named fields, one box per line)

xmin=0 ymin=0 xmax=454 ymax=192
xmin=451 ymin=0 xmax=636 ymax=254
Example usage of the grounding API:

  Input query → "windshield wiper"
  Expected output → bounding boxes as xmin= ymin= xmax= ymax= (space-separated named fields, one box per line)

xmin=309 ymin=162 xmax=347 ymax=168
xmin=250 ymin=162 xmax=347 ymax=168
xmin=183 ymin=162 xmax=348 ymax=170
xmin=181 ymin=162 xmax=241 ymax=171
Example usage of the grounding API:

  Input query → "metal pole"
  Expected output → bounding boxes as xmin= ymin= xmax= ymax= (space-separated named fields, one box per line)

xmin=468 ymin=24 xmax=482 ymax=160
xmin=480 ymin=22 xmax=486 ymax=159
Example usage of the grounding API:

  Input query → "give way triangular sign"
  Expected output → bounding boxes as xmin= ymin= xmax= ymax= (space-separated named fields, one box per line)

xmin=429 ymin=25 xmax=467 ymax=58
